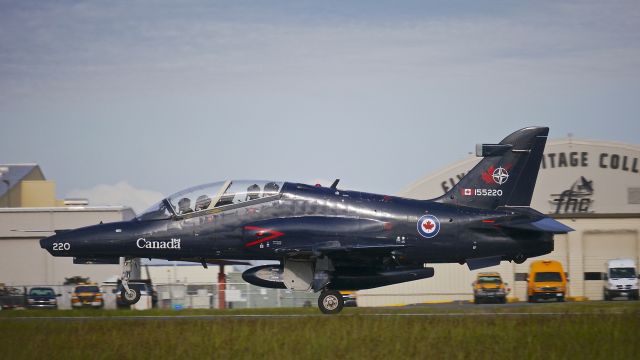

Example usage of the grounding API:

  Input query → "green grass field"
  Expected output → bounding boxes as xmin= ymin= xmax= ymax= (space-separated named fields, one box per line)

xmin=1 ymin=302 xmax=639 ymax=359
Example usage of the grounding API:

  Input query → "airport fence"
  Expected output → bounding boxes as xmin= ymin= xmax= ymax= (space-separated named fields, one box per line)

xmin=154 ymin=282 xmax=318 ymax=309
xmin=1 ymin=285 xmax=77 ymax=310
xmin=1 ymin=283 xmax=319 ymax=310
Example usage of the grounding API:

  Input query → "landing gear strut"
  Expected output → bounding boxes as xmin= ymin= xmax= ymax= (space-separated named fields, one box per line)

xmin=120 ymin=257 xmax=140 ymax=305
xmin=318 ymin=290 xmax=344 ymax=315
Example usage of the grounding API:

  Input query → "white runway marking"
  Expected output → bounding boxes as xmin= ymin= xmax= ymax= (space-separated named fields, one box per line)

xmin=1 ymin=314 xmax=324 ymax=321
xmin=1 ymin=311 xmax=620 ymax=321
xmin=363 ymin=312 xmax=621 ymax=316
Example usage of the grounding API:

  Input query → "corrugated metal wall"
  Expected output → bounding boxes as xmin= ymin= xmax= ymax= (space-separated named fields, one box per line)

xmin=583 ymin=231 xmax=637 ymax=300
xmin=357 ymin=218 xmax=640 ymax=306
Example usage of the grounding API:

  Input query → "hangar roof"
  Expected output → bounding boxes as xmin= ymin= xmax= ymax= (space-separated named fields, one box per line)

xmin=0 ymin=163 xmax=44 ymax=197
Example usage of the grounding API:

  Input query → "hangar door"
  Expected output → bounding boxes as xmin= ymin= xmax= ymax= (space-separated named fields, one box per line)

xmin=513 ymin=234 xmax=568 ymax=300
xmin=583 ymin=232 xmax=638 ymax=300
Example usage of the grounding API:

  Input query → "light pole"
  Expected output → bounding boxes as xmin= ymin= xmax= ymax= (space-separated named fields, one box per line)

xmin=1 ymin=179 xmax=9 ymax=207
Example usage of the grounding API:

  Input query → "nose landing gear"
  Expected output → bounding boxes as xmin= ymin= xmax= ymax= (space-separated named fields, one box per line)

xmin=120 ymin=257 xmax=141 ymax=305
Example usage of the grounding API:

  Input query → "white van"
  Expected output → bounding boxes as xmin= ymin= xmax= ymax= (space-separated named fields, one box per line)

xmin=603 ymin=259 xmax=639 ymax=300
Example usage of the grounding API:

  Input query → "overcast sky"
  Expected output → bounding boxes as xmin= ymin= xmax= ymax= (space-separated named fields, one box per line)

xmin=1 ymin=0 xmax=639 ymax=213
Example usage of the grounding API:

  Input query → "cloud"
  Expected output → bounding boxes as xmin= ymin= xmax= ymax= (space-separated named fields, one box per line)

xmin=66 ymin=181 xmax=164 ymax=214
xmin=3 ymin=1 xmax=639 ymax=81
xmin=2 ymin=1 xmax=639 ymax=197
xmin=3 ymin=1 xmax=639 ymax=107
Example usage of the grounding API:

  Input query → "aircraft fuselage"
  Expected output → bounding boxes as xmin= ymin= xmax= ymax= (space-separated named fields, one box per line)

xmin=41 ymin=182 xmax=552 ymax=268
xmin=38 ymin=127 xmax=571 ymax=313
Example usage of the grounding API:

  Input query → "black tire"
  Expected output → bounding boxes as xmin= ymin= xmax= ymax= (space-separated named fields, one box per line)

xmin=473 ymin=297 xmax=479 ymax=304
xmin=514 ymin=254 xmax=526 ymax=264
xmin=603 ymin=291 xmax=610 ymax=301
xmin=558 ymin=294 xmax=565 ymax=302
xmin=528 ymin=295 xmax=536 ymax=303
xmin=120 ymin=287 xmax=141 ymax=305
xmin=318 ymin=290 xmax=344 ymax=315
xmin=499 ymin=297 xmax=506 ymax=304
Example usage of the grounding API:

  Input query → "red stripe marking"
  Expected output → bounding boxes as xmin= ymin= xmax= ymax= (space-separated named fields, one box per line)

xmin=482 ymin=220 xmax=495 ymax=223
xmin=244 ymin=226 xmax=285 ymax=247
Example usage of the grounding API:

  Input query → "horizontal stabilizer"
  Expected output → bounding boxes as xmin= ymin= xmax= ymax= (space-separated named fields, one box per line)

xmin=502 ymin=217 xmax=573 ymax=234
xmin=10 ymin=229 xmax=55 ymax=233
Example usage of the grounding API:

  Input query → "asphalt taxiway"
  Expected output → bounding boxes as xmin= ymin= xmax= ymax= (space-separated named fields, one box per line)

xmin=0 ymin=300 xmax=631 ymax=321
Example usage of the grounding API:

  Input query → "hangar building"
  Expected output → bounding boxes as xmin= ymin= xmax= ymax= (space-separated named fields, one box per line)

xmin=0 ymin=164 xmax=135 ymax=286
xmin=357 ymin=138 xmax=640 ymax=306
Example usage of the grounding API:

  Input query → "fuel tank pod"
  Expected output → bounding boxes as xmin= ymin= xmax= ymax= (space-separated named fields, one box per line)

xmin=242 ymin=265 xmax=287 ymax=289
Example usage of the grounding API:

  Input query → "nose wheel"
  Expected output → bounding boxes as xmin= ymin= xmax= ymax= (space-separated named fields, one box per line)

xmin=121 ymin=287 xmax=141 ymax=305
xmin=120 ymin=257 xmax=140 ymax=305
xmin=318 ymin=290 xmax=344 ymax=314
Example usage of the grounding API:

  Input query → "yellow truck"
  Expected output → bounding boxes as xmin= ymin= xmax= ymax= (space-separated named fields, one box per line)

xmin=527 ymin=260 xmax=567 ymax=302
xmin=71 ymin=283 xmax=104 ymax=309
xmin=472 ymin=272 xmax=508 ymax=304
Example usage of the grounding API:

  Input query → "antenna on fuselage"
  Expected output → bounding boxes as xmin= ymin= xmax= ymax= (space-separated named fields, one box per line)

xmin=330 ymin=179 xmax=340 ymax=189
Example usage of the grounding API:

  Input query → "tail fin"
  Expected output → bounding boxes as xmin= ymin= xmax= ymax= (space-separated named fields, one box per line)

xmin=434 ymin=126 xmax=548 ymax=210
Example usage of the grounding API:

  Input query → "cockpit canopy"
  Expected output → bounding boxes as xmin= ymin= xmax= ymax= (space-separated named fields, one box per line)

xmin=137 ymin=180 xmax=283 ymax=221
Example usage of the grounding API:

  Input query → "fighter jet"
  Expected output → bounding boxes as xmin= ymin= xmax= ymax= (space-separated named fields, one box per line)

xmin=40 ymin=126 xmax=572 ymax=314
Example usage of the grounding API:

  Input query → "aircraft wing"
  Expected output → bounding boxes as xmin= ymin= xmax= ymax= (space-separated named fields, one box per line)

xmin=274 ymin=242 xmax=408 ymax=263
xmin=316 ymin=243 xmax=407 ymax=253
xmin=159 ymin=258 xmax=251 ymax=266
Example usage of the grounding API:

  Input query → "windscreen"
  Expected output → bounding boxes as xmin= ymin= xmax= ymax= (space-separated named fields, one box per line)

xmin=478 ymin=276 xmax=502 ymax=284
xmin=75 ymin=286 xmax=99 ymax=293
xmin=137 ymin=200 xmax=173 ymax=221
xmin=610 ymin=267 xmax=636 ymax=279
xmin=29 ymin=288 xmax=55 ymax=296
xmin=534 ymin=272 xmax=562 ymax=282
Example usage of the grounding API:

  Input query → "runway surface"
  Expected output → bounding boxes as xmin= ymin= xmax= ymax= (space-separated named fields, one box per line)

xmin=1 ymin=311 xmax=619 ymax=321
xmin=1 ymin=301 xmax=630 ymax=321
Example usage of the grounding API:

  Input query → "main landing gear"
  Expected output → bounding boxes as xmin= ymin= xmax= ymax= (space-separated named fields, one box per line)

xmin=120 ymin=257 xmax=141 ymax=305
xmin=318 ymin=290 xmax=344 ymax=315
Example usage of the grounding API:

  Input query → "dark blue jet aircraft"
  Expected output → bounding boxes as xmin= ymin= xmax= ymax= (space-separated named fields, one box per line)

xmin=41 ymin=126 xmax=572 ymax=313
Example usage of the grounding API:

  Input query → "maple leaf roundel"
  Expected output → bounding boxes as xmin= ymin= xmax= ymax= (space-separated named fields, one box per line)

xmin=417 ymin=215 xmax=441 ymax=238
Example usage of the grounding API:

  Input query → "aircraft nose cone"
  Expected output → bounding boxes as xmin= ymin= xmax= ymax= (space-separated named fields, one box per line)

xmin=40 ymin=233 xmax=57 ymax=250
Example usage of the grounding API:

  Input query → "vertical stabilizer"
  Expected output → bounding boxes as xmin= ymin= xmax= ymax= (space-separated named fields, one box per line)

xmin=434 ymin=127 xmax=548 ymax=209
